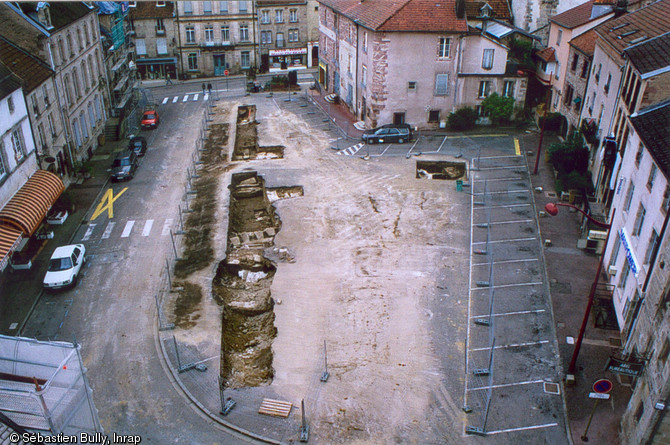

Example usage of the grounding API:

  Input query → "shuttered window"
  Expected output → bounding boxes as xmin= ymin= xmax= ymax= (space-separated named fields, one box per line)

xmin=435 ymin=74 xmax=449 ymax=96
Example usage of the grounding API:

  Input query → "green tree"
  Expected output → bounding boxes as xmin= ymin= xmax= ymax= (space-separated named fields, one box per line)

xmin=481 ymin=93 xmax=515 ymax=125
xmin=448 ymin=107 xmax=478 ymax=131
xmin=547 ymin=131 xmax=592 ymax=194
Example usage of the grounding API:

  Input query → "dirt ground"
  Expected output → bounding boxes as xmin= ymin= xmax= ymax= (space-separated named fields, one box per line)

xmin=168 ymin=96 xmax=471 ymax=443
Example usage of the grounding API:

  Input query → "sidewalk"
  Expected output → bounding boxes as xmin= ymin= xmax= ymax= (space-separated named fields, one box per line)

xmin=0 ymin=138 xmax=123 ymax=337
xmin=524 ymin=132 xmax=629 ymax=444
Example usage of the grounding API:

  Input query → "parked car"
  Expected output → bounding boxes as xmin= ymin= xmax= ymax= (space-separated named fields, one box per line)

xmin=110 ymin=151 xmax=138 ymax=182
xmin=128 ymin=136 xmax=147 ymax=156
xmin=141 ymin=110 xmax=159 ymax=129
xmin=43 ymin=244 xmax=86 ymax=290
xmin=362 ymin=123 xmax=412 ymax=144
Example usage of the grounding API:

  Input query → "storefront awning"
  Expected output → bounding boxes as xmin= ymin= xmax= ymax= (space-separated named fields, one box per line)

xmin=0 ymin=225 xmax=22 ymax=271
xmin=0 ymin=170 xmax=64 ymax=237
xmin=135 ymin=57 xmax=177 ymax=65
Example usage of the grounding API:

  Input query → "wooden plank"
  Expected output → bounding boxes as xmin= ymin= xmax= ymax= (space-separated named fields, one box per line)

xmin=259 ymin=398 xmax=293 ymax=418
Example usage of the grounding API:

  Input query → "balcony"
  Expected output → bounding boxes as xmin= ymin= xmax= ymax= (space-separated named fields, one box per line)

xmin=155 ymin=27 xmax=165 ymax=36
xmin=200 ymin=41 xmax=234 ymax=49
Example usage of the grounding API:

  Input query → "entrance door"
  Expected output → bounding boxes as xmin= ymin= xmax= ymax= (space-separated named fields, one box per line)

xmin=333 ymin=72 xmax=340 ymax=95
xmin=361 ymin=97 xmax=366 ymax=121
xmin=393 ymin=112 xmax=405 ymax=124
xmin=311 ymin=46 xmax=318 ymax=67
xmin=213 ymin=54 xmax=226 ymax=76
xmin=346 ymin=84 xmax=353 ymax=106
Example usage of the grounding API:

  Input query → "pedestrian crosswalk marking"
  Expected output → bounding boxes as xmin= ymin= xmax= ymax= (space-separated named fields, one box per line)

xmin=172 ymin=96 xmax=178 ymax=103
xmin=142 ymin=220 xmax=154 ymax=236
xmin=161 ymin=219 xmax=172 ymax=236
xmin=336 ymin=142 xmax=365 ymax=156
xmin=162 ymin=97 xmax=168 ymax=105
xmin=193 ymin=93 xmax=199 ymax=101
xmin=82 ymin=224 xmax=96 ymax=241
xmin=101 ymin=222 xmax=115 ymax=239
xmin=204 ymin=93 xmax=209 ymax=101
xmin=182 ymin=95 xmax=189 ymax=102
xmin=121 ymin=221 xmax=135 ymax=238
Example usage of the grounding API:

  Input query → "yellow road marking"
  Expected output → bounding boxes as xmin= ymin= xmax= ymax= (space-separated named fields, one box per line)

xmin=514 ymin=138 xmax=521 ymax=156
xmin=444 ymin=134 xmax=508 ymax=139
xmin=91 ymin=187 xmax=127 ymax=221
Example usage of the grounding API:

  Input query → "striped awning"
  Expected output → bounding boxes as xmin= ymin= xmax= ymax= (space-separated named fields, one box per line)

xmin=0 ymin=170 xmax=64 ymax=237
xmin=0 ymin=225 xmax=22 ymax=271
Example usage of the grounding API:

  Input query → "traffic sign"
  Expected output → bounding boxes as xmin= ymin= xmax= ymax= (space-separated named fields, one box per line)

xmin=589 ymin=392 xmax=610 ymax=400
xmin=593 ymin=379 xmax=613 ymax=394
xmin=224 ymin=69 xmax=229 ymax=76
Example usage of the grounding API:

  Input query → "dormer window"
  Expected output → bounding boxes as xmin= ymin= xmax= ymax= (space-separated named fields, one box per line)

xmin=129 ymin=1 xmax=136 ymax=6
xmin=156 ymin=1 xmax=166 ymax=7
xmin=37 ymin=3 xmax=53 ymax=29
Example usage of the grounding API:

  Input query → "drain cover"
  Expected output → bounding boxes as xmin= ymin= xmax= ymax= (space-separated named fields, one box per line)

xmin=544 ymin=382 xmax=560 ymax=394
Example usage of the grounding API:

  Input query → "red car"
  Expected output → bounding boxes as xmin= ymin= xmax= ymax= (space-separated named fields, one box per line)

xmin=141 ymin=110 xmax=159 ymax=129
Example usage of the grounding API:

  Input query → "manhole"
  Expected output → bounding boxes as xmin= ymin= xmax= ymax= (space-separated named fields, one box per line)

xmin=544 ymin=382 xmax=560 ymax=395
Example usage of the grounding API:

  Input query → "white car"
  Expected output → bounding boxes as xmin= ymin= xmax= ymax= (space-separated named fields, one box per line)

xmin=43 ymin=244 xmax=86 ymax=290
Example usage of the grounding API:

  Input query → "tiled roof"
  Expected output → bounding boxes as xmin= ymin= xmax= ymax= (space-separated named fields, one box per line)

xmin=0 ymin=35 xmax=53 ymax=93
xmin=129 ymin=1 xmax=175 ymax=20
xmin=536 ymin=46 xmax=557 ymax=62
xmin=570 ymin=29 xmax=598 ymax=55
xmin=630 ymin=100 xmax=670 ymax=177
xmin=0 ymin=63 xmax=21 ymax=101
xmin=378 ymin=0 xmax=468 ymax=32
xmin=318 ymin=0 xmax=411 ymax=30
xmin=595 ymin=0 xmax=670 ymax=56
xmin=0 ymin=4 xmax=45 ymax=59
xmin=465 ymin=0 xmax=512 ymax=20
xmin=257 ymin=0 xmax=307 ymax=5
xmin=551 ymin=0 xmax=612 ymax=29
xmin=623 ymin=31 xmax=670 ymax=77
xmin=18 ymin=2 xmax=93 ymax=32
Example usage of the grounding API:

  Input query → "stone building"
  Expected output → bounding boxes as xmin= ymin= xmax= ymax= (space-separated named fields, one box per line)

xmin=558 ymin=29 xmax=596 ymax=135
xmin=129 ymin=1 xmax=179 ymax=81
xmin=174 ymin=0 xmax=258 ymax=77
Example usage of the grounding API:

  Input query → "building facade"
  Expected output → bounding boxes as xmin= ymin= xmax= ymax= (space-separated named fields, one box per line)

xmin=559 ymin=30 xmax=595 ymax=134
xmin=129 ymin=1 xmax=179 ymax=81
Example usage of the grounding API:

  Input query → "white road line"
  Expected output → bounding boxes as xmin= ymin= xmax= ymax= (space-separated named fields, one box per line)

xmin=471 ymin=309 xmax=546 ymax=318
xmin=193 ymin=93 xmax=199 ymax=101
xmin=182 ymin=95 xmax=189 ymax=102
xmin=203 ymin=93 xmax=209 ymax=101
xmin=473 ymin=203 xmax=532 ymax=210
xmin=436 ymin=135 xmax=448 ymax=152
xmin=472 ymin=189 xmax=531 ymax=195
xmin=121 ymin=220 xmax=135 ymax=238
xmin=469 ymin=340 xmax=550 ymax=352
xmin=472 ymin=219 xmax=533 ymax=226
xmin=81 ymin=224 xmax=96 ymax=241
xmin=101 ymin=222 xmax=115 ymax=239
xmin=172 ymin=96 xmax=178 ymax=103
xmin=470 ymin=281 xmax=543 ymax=291
xmin=486 ymin=423 xmax=559 ymax=435
xmin=473 ymin=258 xmax=539 ymax=266
xmin=162 ymin=97 xmax=168 ymax=105
xmin=472 ymin=237 xmax=536 ymax=245
xmin=142 ymin=219 xmax=154 ymax=236
xmin=467 ymin=379 xmax=545 ymax=392
xmin=161 ymin=219 xmax=173 ymax=236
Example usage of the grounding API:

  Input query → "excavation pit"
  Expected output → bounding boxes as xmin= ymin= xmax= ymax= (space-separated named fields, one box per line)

xmin=416 ymin=160 xmax=467 ymax=180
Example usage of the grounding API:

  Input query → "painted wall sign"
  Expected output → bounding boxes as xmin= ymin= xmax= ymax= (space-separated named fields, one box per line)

xmin=620 ymin=228 xmax=640 ymax=277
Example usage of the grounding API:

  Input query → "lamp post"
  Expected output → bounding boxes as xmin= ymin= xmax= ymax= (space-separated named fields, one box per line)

xmin=545 ymin=202 xmax=615 ymax=381
xmin=517 ymin=69 xmax=552 ymax=175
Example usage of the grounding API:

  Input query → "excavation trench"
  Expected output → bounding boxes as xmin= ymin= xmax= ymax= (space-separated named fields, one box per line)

xmin=232 ymin=105 xmax=284 ymax=160
xmin=416 ymin=160 xmax=467 ymax=180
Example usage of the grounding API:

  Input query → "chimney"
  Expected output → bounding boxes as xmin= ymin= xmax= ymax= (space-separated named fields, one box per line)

xmin=456 ymin=0 xmax=465 ymax=18
xmin=614 ymin=0 xmax=627 ymax=16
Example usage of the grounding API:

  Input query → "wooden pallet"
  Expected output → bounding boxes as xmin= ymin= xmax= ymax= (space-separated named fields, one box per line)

xmin=258 ymin=398 xmax=293 ymax=418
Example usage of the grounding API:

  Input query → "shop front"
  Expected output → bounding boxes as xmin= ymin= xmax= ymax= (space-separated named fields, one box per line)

xmin=136 ymin=57 xmax=177 ymax=80
xmin=268 ymin=48 xmax=308 ymax=72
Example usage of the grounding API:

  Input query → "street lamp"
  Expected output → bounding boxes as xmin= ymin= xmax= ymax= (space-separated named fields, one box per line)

xmin=545 ymin=202 xmax=615 ymax=381
xmin=517 ymin=69 xmax=552 ymax=175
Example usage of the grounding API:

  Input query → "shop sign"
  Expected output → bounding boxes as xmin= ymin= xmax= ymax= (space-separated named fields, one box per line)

xmin=269 ymin=48 xmax=307 ymax=56
xmin=605 ymin=356 xmax=644 ymax=377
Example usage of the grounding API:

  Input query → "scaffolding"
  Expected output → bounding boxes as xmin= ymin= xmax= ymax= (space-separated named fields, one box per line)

xmin=0 ymin=335 xmax=102 ymax=435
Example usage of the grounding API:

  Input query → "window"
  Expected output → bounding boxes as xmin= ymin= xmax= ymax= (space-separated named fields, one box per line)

xmin=604 ymin=73 xmax=611 ymax=94
xmin=67 ymin=33 xmax=74 ymax=57
xmin=80 ymin=111 xmax=88 ymax=139
xmin=43 ymin=84 xmax=50 ymax=108
xmin=239 ymin=1 xmax=248 ymax=13
xmin=647 ymin=163 xmax=657 ymax=190
xmin=438 ymin=37 xmax=450 ymax=58
xmin=129 ymin=1 xmax=136 ymax=6
xmin=289 ymin=9 xmax=298 ymax=22
xmin=609 ymin=235 xmax=621 ymax=269
xmin=261 ymin=30 xmax=272 ymax=44
xmin=240 ymin=24 xmax=249 ymax=42
xmin=88 ymin=56 xmax=95 ymax=86
xmin=77 ymin=28 xmax=83 ymax=51
xmin=482 ymin=49 xmax=494 ymax=70
xmin=205 ymin=25 xmax=214 ymax=42
xmin=185 ymin=26 xmax=195 ymax=43
xmin=571 ymin=54 xmax=579 ymax=71
xmin=220 ymin=1 xmax=228 ymax=14
xmin=580 ymin=60 xmax=589 ymax=79
xmin=557 ymin=29 xmax=562 ymax=46
xmin=633 ymin=204 xmax=646 ymax=236
xmin=156 ymin=18 xmax=165 ymax=34
xmin=136 ymin=38 xmax=147 ymax=55
xmin=275 ymin=9 xmax=283 ymax=23
xmin=662 ymin=185 xmax=670 ymax=213
xmin=156 ymin=1 xmax=166 ymax=6
xmin=408 ymin=81 xmax=417 ymax=91
xmin=645 ymin=229 xmax=660 ymax=264
xmin=659 ymin=338 xmax=670 ymax=368
xmin=595 ymin=63 xmax=601 ymax=83
xmin=94 ymin=95 xmax=101 ymax=121
xmin=88 ymin=103 xmax=95 ymax=130
xmin=435 ymin=73 xmax=449 ymax=96
xmin=503 ymin=80 xmax=515 ymax=98
xmin=81 ymin=61 xmax=88 ymax=90
xmin=188 ymin=52 xmax=198 ymax=70
xmin=47 ymin=113 xmax=56 ymax=139
xmin=361 ymin=65 xmax=367 ymax=88
xmin=363 ymin=32 xmax=367 ymax=53
xmin=0 ymin=144 xmax=6 ymax=178
xmin=478 ymin=80 xmax=491 ymax=98
xmin=288 ymin=29 xmax=299 ymax=42
xmin=63 ymin=75 xmax=73 ymax=106
xmin=620 ymin=259 xmax=631 ymax=286
xmin=31 ymin=95 xmax=39 ymax=115
xmin=555 ymin=61 xmax=561 ymax=80
xmin=624 ymin=184 xmax=635 ymax=212
xmin=11 ymin=128 xmax=25 ymax=161
xmin=157 ymin=38 xmax=168 ymax=55
xmin=221 ymin=25 xmax=230 ymax=42
xmin=634 ymin=401 xmax=644 ymax=423
xmin=58 ymin=38 xmax=65 ymax=64
xmin=261 ymin=10 xmax=270 ymax=23
xmin=428 ymin=110 xmax=440 ymax=123
xmin=183 ymin=1 xmax=192 ymax=15
xmin=83 ymin=23 xmax=90 ymax=46
xmin=240 ymin=51 xmax=250 ymax=68
xmin=635 ymin=143 xmax=643 ymax=166
xmin=37 ymin=123 xmax=46 ymax=149
xmin=73 ymin=118 xmax=81 ymax=147
xmin=7 ymin=96 xmax=14 ymax=114
xmin=276 ymin=32 xmax=284 ymax=47
xmin=203 ymin=1 xmax=212 ymax=14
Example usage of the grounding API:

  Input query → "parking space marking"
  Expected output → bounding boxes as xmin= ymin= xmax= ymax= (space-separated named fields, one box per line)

xmin=469 ymin=340 xmax=549 ymax=352
xmin=172 ymin=96 xmax=179 ymax=103
xmin=162 ymin=97 xmax=168 ymax=105
xmin=471 ymin=309 xmax=546 ymax=318
xmin=473 ymin=189 xmax=530 ymax=195
xmin=436 ymin=136 xmax=448 ymax=152
xmin=486 ymin=423 xmax=559 ymax=435
xmin=467 ymin=379 xmax=545 ymax=392
xmin=515 ymin=138 xmax=521 ymax=156
xmin=121 ymin=220 xmax=135 ymax=238
xmin=472 ymin=237 xmax=536 ymax=245
xmin=473 ymin=258 xmax=539 ymax=266
xmin=101 ymin=222 xmax=115 ymax=239
xmin=182 ymin=95 xmax=189 ymax=102
xmin=142 ymin=219 xmax=154 ymax=236
xmin=161 ymin=218 xmax=173 ymax=236
xmin=470 ymin=281 xmax=543 ymax=291
xmin=82 ymin=224 xmax=96 ymax=241
xmin=474 ymin=203 xmax=531 ymax=210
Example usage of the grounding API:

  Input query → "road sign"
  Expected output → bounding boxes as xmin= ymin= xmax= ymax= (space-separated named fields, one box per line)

xmin=224 ymin=69 xmax=229 ymax=76
xmin=589 ymin=392 xmax=610 ymax=400
xmin=593 ymin=379 xmax=613 ymax=394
